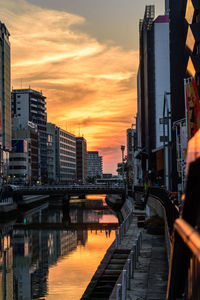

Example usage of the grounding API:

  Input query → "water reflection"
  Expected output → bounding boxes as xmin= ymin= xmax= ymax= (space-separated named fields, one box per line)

xmin=0 ymin=196 xmax=117 ymax=299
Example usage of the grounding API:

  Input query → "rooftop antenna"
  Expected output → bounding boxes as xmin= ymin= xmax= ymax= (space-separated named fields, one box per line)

xmin=20 ymin=78 xmax=23 ymax=89
xmin=79 ymin=123 xmax=81 ymax=136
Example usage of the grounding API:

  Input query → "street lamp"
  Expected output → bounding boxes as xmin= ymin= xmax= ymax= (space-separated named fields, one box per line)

xmin=162 ymin=91 xmax=171 ymax=190
xmin=121 ymin=145 xmax=125 ymax=187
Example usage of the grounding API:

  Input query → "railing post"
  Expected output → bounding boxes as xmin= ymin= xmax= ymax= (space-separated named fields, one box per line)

xmin=115 ymin=229 xmax=119 ymax=248
xmin=139 ymin=232 xmax=142 ymax=249
xmin=116 ymin=283 xmax=122 ymax=300
xmin=135 ymin=242 xmax=138 ymax=261
xmin=130 ymin=250 xmax=134 ymax=278
xmin=127 ymin=259 xmax=131 ymax=290
xmin=137 ymin=236 xmax=140 ymax=254
xmin=119 ymin=225 xmax=122 ymax=244
xmin=122 ymin=269 xmax=127 ymax=300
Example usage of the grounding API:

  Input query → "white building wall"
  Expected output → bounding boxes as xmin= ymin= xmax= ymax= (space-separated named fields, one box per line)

xmin=154 ymin=20 xmax=170 ymax=149
xmin=14 ymin=94 xmax=29 ymax=128
xmin=46 ymin=123 xmax=56 ymax=182
xmin=59 ymin=128 xmax=76 ymax=182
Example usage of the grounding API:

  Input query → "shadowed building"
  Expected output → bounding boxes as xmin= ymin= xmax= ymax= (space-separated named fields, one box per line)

xmin=137 ymin=6 xmax=170 ymax=185
xmin=87 ymin=151 xmax=102 ymax=179
xmin=76 ymin=137 xmax=87 ymax=183
xmin=0 ymin=22 xmax=12 ymax=181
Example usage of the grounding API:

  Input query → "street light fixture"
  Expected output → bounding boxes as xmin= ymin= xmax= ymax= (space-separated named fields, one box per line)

xmin=121 ymin=145 xmax=125 ymax=189
xmin=162 ymin=91 xmax=171 ymax=190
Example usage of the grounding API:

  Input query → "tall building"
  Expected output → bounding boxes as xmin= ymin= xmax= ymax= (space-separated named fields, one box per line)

xmin=47 ymin=123 xmax=76 ymax=183
xmin=137 ymin=5 xmax=171 ymax=185
xmin=0 ymin=22 xmax=11 ymax=180
xmin=76 ymin=137 xmax=87 ymax=183
xmin=11 ymin=89 xmax=47 ymax=183
xmin=87 ymin=151 xmax=102 ymax=178
xmin=138 ymin=5 xmax=155 ymax=182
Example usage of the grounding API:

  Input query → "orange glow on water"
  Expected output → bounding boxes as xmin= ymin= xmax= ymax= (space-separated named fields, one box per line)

xmin=47 ymin=230 xmax=115 ymax=300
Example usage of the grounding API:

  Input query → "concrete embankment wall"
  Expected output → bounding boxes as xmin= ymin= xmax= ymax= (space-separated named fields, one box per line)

xmin=146 ymin=195 xmax=172 ymax=264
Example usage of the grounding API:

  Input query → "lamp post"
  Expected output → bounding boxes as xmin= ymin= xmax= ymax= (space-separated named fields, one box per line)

xmin=163 ymin=91 xmax=171 ymax=190
xmin=121 ymin=145 xmax=125 ymax=190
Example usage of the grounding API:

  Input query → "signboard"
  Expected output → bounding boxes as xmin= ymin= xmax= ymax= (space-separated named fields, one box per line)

xmin=185 ymin=79 xmax=200 ymax=140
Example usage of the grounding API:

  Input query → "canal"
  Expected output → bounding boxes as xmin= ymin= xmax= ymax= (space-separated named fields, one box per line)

xmin=0 ymin=195 xmax=118 ymax=299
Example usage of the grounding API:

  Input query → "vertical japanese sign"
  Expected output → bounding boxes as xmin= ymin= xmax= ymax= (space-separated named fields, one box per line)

xmin=185 ymin=79 xmax=200 ymax=140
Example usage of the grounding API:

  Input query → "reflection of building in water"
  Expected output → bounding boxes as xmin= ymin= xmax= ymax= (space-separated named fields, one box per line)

xmin=77 ymin=230 xmax=88 ymax=246
xmin=10 ymin=207 xmax=79 ymax=299
xmin=59 ymin=231 xmax=77 ymax=256
xmin=0 ymin=233 xmax=13 ymax=300
xmin=86 ymin=210 xmax=103 ymax=223
xmin=12 ymin=229 xmax=78 ymax=299
xmin=70 ymin=207 xmax=104 ymax=224
xmin=12 ymin=230 xmax=49 ymax=300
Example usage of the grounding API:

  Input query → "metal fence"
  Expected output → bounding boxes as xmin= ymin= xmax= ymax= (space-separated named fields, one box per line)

xmin=115 ymin=211 xmax=134 ymax=248
xmin=115 ymin=232 xmax=142 ymax=300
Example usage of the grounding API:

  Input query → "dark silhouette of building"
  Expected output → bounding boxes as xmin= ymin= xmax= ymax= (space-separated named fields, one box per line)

xmin=76 ymin=137 xmax=87 ymax=183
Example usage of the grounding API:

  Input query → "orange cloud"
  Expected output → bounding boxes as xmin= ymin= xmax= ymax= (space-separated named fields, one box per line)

xmin=0 ymin=0 xmax=139 ymax=173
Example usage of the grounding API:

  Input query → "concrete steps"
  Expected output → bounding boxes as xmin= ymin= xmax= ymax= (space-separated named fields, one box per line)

xmin=81 ymin=249 xmax=130 ymax=299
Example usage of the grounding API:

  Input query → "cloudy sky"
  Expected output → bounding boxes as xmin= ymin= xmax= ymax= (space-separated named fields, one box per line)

xmin=0 ymin=0 xmax=164 ymax=173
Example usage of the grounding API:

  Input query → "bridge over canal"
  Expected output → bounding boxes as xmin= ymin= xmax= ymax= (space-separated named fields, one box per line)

xmin=13 ymin=184 xmax=125 ymax=196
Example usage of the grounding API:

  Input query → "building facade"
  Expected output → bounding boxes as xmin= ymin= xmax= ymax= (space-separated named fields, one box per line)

xmin=0 ymin=22 xmax=12 ymax=181
xmin=11 ymin=89 xmax=47 ymax=183
xmin=47 ymin=123 xmax=76 ymax=183
xmin=136 ymin=5 xmax=171 ymax=187
xmin=76 ymin=137 xmax=87 ymax=183
xmin=9 ymin=140 xmax=29 ymax=184
xmin=10 ymin=122 xmax=39 ymax=184
xmin=138 ymin=5 xmax=155 ymax=183
xmin=87 ymin=151 xmax=102 ymax=179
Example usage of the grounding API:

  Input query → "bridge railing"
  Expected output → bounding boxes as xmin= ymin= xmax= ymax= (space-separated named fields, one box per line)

xmin=167 ymin=218 xmax=200 ymax=300
xmin=15 ymin=184 xmax=125 ymax=191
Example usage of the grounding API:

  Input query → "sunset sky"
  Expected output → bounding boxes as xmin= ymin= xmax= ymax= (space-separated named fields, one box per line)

xmin=0 ymin=0 xmax=164 ymax=173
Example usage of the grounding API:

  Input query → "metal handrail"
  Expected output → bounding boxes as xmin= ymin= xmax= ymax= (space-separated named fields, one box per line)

xmin=174 ymin=218 xmax=200 ymax=263
xmin=113 ymin=232 xmax=142 ymax=300
xmin=167 ymin=218 xmax=200 ymax=299
xmin=115 ymin=211 xmax=133 ymax=248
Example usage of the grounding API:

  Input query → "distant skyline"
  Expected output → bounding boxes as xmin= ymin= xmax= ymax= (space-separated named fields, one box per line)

xmin=0 ymin=0 xmax=164 ymax=173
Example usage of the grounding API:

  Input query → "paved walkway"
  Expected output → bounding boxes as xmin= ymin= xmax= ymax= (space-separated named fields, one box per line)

xmin=118 ymin=214 xmax=168 ymax=300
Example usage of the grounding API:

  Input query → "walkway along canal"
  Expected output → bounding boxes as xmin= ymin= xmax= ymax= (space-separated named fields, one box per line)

xmin=81 ymin=188 xmax=177 ymax=300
